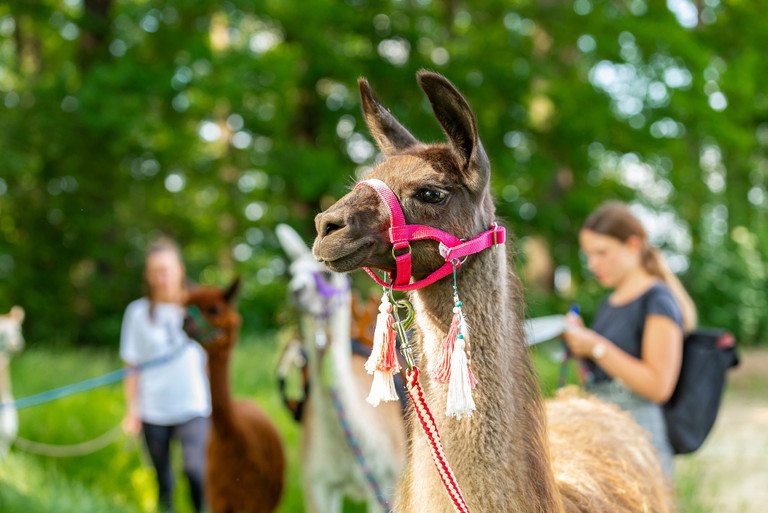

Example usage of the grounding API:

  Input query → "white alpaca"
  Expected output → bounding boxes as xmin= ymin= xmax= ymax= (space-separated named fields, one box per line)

xmin=0 ymin=306 xmax=25 ymax=458
xmin=276 ymin=224 xmax=406 ymax=513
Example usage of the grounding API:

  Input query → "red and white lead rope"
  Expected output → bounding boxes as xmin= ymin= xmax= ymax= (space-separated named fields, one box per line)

xmin=406 ymin=367 xmax=470 ymax=513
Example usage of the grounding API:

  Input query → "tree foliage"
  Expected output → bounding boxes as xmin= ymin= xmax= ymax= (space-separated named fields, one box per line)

xmin=1 ymin=0 xmax=766 ymax=346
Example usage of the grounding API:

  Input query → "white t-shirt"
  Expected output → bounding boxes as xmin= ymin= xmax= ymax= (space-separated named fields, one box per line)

xmin=120 ymin=298 xmax=211 ymax=425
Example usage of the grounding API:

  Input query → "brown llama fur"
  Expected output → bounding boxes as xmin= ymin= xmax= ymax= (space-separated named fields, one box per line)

xmin=312 ymin=71 xmax=674 ymax=512
xmin=184 ymin=279 xmax=285 ymax=513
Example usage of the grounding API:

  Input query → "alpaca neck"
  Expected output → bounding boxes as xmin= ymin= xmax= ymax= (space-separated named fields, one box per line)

xmin=328 ymin=291 xmax=353 ymax=387
xmin=404 ymin=245 xmax=562 ymax=512
xmin=302 ymin=285 xmax=352 ymax=387
xmin=206 ymin=335 xmax=236 ymax=434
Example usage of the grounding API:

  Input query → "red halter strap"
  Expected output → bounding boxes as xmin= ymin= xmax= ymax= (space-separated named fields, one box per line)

xmin=354 ymin=178 xmax=506 ymax=291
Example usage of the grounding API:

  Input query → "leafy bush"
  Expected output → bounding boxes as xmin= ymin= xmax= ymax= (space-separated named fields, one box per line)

xmin=1 ymin=1 xmax=766 ymax=348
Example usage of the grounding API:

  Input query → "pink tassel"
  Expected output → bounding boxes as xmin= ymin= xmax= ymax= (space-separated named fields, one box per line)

xmin=432 ymin=310 xmax=460 ymax=383
xmin=365 ymin=291 xmax=400 ymax=406
xmin=446 ymin=336 xmax=476 ymax=419
xmin=365 ymin=293 xmax=397 ymax=374
xmin=436 ymin=275 xmax=478 ymax=418
xmin=378 ymin=321 xmax=400 ymax=374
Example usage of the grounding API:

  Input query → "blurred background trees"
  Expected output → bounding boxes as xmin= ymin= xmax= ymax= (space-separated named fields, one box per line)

xmin=1 ymin=0 xmax=766 ymax=347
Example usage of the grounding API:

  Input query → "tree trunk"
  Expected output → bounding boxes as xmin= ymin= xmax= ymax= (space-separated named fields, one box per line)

xmin=80 ymin=0 xmax=112 ymax=71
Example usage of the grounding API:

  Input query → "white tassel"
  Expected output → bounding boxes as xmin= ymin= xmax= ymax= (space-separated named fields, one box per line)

xmin=446 ymin=336 xmax=476 ymax=419
xmin=366 ymin=370 xmax=399 ymax=407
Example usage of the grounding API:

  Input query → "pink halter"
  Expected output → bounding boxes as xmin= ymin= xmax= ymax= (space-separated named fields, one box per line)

xmin=355 ymin=178 xmax=506 ymax=291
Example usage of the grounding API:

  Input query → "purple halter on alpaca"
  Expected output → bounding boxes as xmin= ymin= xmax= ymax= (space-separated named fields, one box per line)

xmin=312 ymin=271 xmax=349 ymax=299
xmin=311 ymin=271 xmax=350 ymax=320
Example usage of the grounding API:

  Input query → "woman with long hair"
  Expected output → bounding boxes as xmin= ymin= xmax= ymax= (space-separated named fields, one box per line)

xmin=563 ymin=201 xmax=696 ymax=475
xmin=121 ymin=237 xmax=211 ymax=512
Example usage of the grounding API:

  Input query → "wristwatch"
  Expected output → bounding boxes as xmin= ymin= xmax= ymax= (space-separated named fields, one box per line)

xmin=591 ymin=341 xmax=607 ymax=360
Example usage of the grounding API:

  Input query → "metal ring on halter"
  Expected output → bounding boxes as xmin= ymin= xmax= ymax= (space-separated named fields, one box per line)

xmin=454 ymin=238 xmax=470 ymax=266
xmin=391 ymin=243 xmax=411 ymax=260
xmin=492 ymin=222 xmax=500 ymax=247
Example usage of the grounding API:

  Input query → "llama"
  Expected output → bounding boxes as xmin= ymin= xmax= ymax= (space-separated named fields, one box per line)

xmin=0 ymin=306 xmax=25 ymax=458
xmin=276 ymin=223 xmax=406 ymax=513
xmin=312 ymin=72 xmax=673 ymax=512
xmin=183 ymin=280 xmax=285 ymax=513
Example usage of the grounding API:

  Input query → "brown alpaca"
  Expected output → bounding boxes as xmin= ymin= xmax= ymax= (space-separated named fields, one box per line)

xmin=312 ymin=72 xmax=674 ymax=512
xmin=184 ymin=279 xmax=285 ymax=513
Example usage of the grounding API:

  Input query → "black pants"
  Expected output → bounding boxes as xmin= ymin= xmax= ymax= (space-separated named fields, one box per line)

xmin=142 ymin=416 xmax=211 ymax=513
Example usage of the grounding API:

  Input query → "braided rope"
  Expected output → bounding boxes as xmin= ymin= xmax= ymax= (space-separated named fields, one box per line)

xmin=406 ymin=367 xmax=470 ymax=513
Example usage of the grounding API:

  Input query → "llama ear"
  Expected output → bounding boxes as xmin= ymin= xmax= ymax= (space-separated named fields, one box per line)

xmin=359 ymin=77 xmax=420 ymax=157
xmin=417 ymin=70 xmax=490 ymax=189
xmin=276 ymin=224 xmax=312 ymax=262
xmin=224 ymin=277 xmax=241 ymax=305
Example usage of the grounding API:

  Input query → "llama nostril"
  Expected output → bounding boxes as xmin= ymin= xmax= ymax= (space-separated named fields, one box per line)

xmin=316 ymin=211 xmax=346 ymax=239
xmin=324 ymin=222 xmax=343 ymax=236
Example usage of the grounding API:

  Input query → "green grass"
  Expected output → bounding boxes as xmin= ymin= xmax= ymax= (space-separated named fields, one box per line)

xmin=0 ymin=450 xmax=142 ymax=513
xmin=1 ymin=336 xmax=359 ymax=513
xmin=5 ymin=345 xmax=153 ymax=512
xmin=2 ymin=336 xmax=747 ymax=512
xmin=674 ymin=458 xmax=711 ymax=513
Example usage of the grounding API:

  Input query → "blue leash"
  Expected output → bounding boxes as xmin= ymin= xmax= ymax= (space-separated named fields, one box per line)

xmin=0 ymin=341 xmax=189 ymax=412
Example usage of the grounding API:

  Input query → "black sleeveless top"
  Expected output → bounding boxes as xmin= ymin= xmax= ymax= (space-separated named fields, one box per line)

xmin=589 ymin=282 xmax=683 ymax=383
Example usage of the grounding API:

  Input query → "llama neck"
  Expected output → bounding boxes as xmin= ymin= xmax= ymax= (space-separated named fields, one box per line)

xmin=402 ymin=245 xmax=562 ymax=513
xmin=206 ymin=335 xmax=236 ymax=434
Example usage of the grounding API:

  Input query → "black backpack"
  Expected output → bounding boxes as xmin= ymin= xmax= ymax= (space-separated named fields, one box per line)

xmin=663 ymin=327 xmax=739 ymax=454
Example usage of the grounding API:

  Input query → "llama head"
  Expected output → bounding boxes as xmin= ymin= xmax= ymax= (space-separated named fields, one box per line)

xmin=183 ymin=279 xmax=241 ymax=353
xmin=276 ymin=223 xmax=350 ymax=319
xmin=313 ymin=71 xmax=496 ymax=280
xmin=0 ymin=306 xmax=25 ymax=354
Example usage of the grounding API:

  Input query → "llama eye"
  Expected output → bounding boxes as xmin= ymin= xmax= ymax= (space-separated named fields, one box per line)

xmin=417 ymin=189 xmax=447 ymax=204
xmin=207 ymin=306 xmax=220 ymax=316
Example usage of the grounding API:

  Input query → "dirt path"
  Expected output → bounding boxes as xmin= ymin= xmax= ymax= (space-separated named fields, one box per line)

xmin=675 ymin=350 xmax=768 ymax=512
